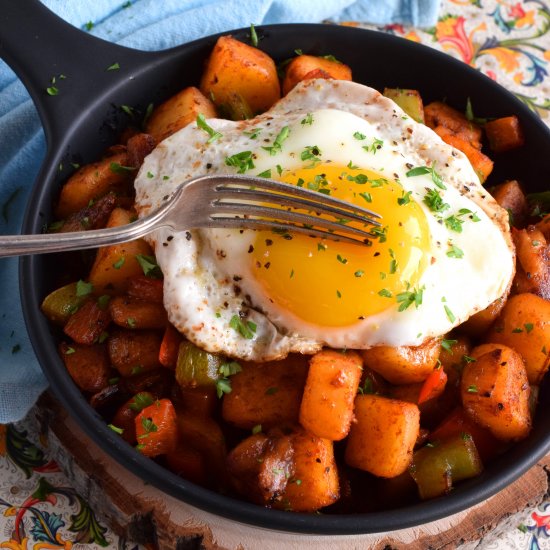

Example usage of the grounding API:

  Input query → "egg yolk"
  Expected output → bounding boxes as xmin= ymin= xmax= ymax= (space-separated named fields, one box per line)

xmin=251 ymin=163 xmax=431 ymax=327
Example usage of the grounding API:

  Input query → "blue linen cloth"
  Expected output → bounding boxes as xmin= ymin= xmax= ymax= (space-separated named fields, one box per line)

xmin=0 ymin=0 xmax=440 ymax=423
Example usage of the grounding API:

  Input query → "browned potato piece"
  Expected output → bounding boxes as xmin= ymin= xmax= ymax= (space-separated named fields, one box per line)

xmin=299 ymin=350 xmax=362 ymax=440
xmin=222 ymin=355 xmax=308 ymax=430
xmin=59 ymin=342 xmax=110 ymax=393
xmin=109 ymin=296 xmax=168 ymax=330
xmin=200 ymin=36 xmax=280 ymax=116
xmin=145 ymin=87 xmax=217 ymax=143
xmin=282 ymin=55 xmax=352 ymax=95
xmin=425 ymin=101 xmax=482 ymax=146
xmin=439 ymin=334 xmax=472 ymax=371
xmin=383 ymin=88 xmax=424 ymax=123
xmin=512 ymin=227 xmax=550 ymax=300
xmin=176 ymin=413 xmax=227 ymax=478
xmin=460 ymin=294 xmax=508 ymax=336
xmin=88 ymin=208 xmax=154 ymax=294
xmin=55 ymin=151 xmax=132 ymax=219
xmin=486 ymin=293 xmax=550 ymax=384
xmin=361 ymin=338 xmax=441 ymax=384
xmin=491 ymin=180 xmax=528 ymax=228
xmin=462 ymin=343 xmax=531 ymax=441
xmin=275 ymin=428 xmax=339 ymax=512
xmin=108 ymin=329 xmax=162 ymax=377
xmin=345 ymin=394 xmax=420 ymax=478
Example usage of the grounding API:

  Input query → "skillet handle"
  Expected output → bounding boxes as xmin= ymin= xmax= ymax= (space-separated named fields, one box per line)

xmin=0 ymin=0 xmax=155 ymax=145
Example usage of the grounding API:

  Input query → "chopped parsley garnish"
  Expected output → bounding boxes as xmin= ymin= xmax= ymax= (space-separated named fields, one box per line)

xmin=396 ymin=285 xmax=424 ymax=312
xmin=249 ymin=23 xmax=258 ymax=47
xmin=257 ymin=169 xmax=272 ymax=178
xmin=378 ymin=288 xmax=392 ymax=298
xmin=397 ymin=190 xmax=412 ymax=206
xmin=98 ymin=331 xmax=109 ymax=344
xmin=106 ymin=62 xmax=120 ymax=71
xmin=139 ymin=417 xmax=158 ymax=436
xmin=389 ymin=249 xmax=398 ymax=274
xmin=219 ymin=361 xmax=242 ymax=378
xmin=441 ymin=339 xmax=458 ymax=352
xmin=465 ymin=98 xmax=489 ymax=125
xmin=347 ymin=160 xmax=359 ymax=169
xmin=252 ymin=424 xmax=262 ymax=434
xmin=301 ymin=113 xmax=314 ymax=125
xmin=225 ymin=150 xmax=255 ymax=173
xmin=46 ymin=86 xmax=59 ymax=96
xmin=76 ymin=280 xmax=93 ymax=297
xmin=84 ymin=21 xmax=94 ymax=31
xmin=317 ymin=242 xmax=327 ymax=251
xmin=265 ymin=387 xmax=279 ymax=395
xmin=108 ymin=424 xmax=124 ymax=435
xmin=463 ymin=355 xmax=476 ymax=363
xmin=444 ymin=209 xmax=481 ymax=233
xmin=354 ymin=270 xmax=365 ymax=277
xmin=337 ymin=254 xmax=348 ymax=264
xmin=363 ymin=138 xmax=383 ymax=154
xmin=512 ymin=327 xmax=523 ymax=333
xmin=423 ymin=189 xmax=450 ymax=212
xmin=347 ymin=173 xmax=370 ymax=184
xmin=359 ymin=191 xmax=372 ymax=203
xmin=262 ymin=126 xmax=290 ymax=155
xmin=121 ymin=105 xmax=134 ymax=116
xmin=136 ymin=254 xmax=163 ymax=278
xmin=109 ymin=162 xmax=136 ymax=175
xmin=524 ymin=323 xmax=534 ymax=333
xmin=446 ymin=244 xmax=464 ymax=258
xmin=301 ymin=145 xmax=322 ymax=162
xmin=467 ymin=385 xmax=478 ymax=393
xmin=371 ymin=226 xmax=388 ymax=243
xmin=336 ymin=290 xmax=342 ymax=298
xmin=243 ymin=128 xmax=262 ymax=139
xmin=146 ymin=171 xmax=154 ymax=178
xmin=65 ymin=347 xmax=76 ymax=355
xmin=229 ymin=314 xmax=257 ymax=339
xmin=406 ymin=164 xmax=446 ymax=189
xmin=129 ymin=392 xmax=155 ymax=412
xmin=444 ymin=304 xmax=456 ymax=323
xmin=353 ymin=131 xmax=366 ymax=140
xmin=112 ymin=256 xmax=125 ymax=269
xmin=127 ymin=318 xmax=136 ymax=328
xmin=196 ymin=113 xmax=222 ymax=144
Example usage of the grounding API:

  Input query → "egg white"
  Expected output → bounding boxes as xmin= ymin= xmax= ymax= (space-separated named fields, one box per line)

xmin=134 ymin=79 xmax=514 ymax=361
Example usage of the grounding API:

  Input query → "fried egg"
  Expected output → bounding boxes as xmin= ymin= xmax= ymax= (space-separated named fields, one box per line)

xmin=134 ymin=79 xmax=514 ymax=361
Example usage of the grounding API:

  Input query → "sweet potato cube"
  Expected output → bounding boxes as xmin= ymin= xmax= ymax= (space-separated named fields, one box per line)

xmin=282 ymin=54 xmax=352 ymax=95
xmin=59 ymin=342 xmax=110 ymax=393
xmin=109 ymin=295 xmax=167 ymax=330
xmin=108 ymin=329 xmax=162 ymax=377
xmin=486 ymin=293 xmax=550 ymax=384
xmin=127 ymin=276 xmax=164 ymax=303
xmin=491 ymin=180 xmax=527 ymax=227
xmin=361 ymin=338 xmax=441 ymax=384
xmin=146 ymin=87 xmax=216 ymax=143
xmin=299 ymin=350 xmax=362 ymax=440
xmin=461 ymin=343 xmax=531 ymax=441
xmin=345 ymin=394 xmax=420 ymax=478
xmin=55 ymin=152 xmax=132 ymax=219
xmin=222 ymin=355 xmax=308 ymax=429
xmin=425 ymin=101 xmax=482 ymax=145
xmin=63 ymin=298 xmax=111 ymax=345
xmin=200 ymin=35 xmax=280 ymax=116
xmin=485 ymin=115 xmax=525 ymax=153
xmin=135 ymin=398 xmax=178 ymax=457
xmin=88 ymin=208 xmax=154 ymax=294
xmin=275 ymin=428 xmax=339 ymax=512
xmin=433 ymin=125 xmax=494 ymax=183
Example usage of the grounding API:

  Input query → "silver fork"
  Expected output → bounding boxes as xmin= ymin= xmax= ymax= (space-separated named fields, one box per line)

xmin=0 ymin=174 xmax=382 ymax=258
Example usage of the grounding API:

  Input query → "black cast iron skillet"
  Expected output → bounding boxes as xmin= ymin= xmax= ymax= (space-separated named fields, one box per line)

xmin=2 ymin=0 xmax=550 ymax=536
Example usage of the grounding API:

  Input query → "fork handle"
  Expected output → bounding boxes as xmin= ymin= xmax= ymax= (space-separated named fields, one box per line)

xmin=0 ymin=204 xmax=170 ymax=258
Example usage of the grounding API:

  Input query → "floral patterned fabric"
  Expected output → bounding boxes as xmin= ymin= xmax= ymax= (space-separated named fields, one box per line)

xmin=1 ymin=0 xmax=549 ymax=548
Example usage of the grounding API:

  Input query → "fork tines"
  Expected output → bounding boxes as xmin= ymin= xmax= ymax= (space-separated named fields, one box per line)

xmin=206 ymin=175 xmax=382 ymax=245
